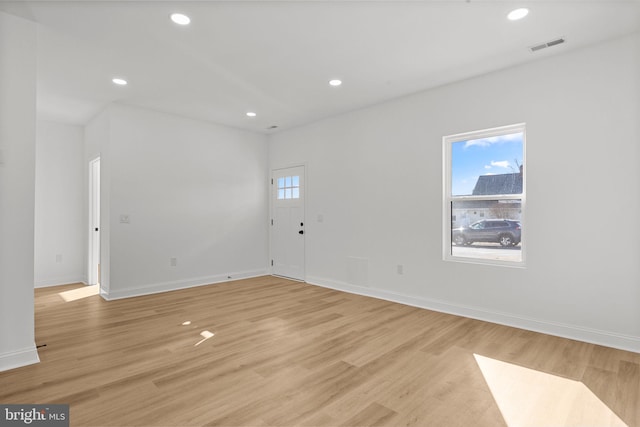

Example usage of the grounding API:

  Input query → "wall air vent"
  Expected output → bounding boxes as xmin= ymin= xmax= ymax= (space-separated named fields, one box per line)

xmin=529 ymin=37 xmax=565 ymax=53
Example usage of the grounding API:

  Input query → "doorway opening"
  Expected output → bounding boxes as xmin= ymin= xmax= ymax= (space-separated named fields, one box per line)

xmin=88 ymin=157 xmax=100 ymax=286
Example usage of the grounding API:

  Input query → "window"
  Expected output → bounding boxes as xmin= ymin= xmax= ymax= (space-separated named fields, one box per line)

xmin=444 ymin=123 xmax=525 ymax=265
xmin=277 ymin=175 xmax=300 ymax=200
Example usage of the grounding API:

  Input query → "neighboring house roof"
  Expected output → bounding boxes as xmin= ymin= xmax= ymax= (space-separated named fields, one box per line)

xmin=472 ymin=172 xmax=522 ymax=195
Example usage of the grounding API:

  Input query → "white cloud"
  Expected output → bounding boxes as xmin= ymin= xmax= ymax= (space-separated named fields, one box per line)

xmin=463 ymin=132 xmax=522 ymax=149
xmin=490 ymin=160 xmax=511 ymax=168
xmin=484 ymin=165 xmax=491 ymax=169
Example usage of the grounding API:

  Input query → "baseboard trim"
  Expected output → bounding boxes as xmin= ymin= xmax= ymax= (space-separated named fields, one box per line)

xmin=0 ymin=345 xmax=40 ymax=372
xmin=34 ymin=276 xmax=85 ymax=288
xmin=102 ymin=269 xmax=269 ymax=300
xmin=306 ymin=275 xmax=640 ymax=354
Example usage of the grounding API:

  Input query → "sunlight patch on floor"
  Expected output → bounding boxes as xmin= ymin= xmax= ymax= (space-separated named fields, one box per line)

xmin=474 ymin=354 xmax=627 ymax=427
xmin=58 ymin=285 xmax=100 ymax=302
xmin=195 ymin=330 xmax=215 ymax=346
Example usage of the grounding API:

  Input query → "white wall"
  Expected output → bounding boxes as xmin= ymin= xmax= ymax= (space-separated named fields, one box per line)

xmin=0 ymin=11 xmax=39 ymax=371
xmin=86 ymin=104 xmax=269 ymax=299
xmin=34 ymin=121 xmax=85 ymax=287
xmin=269 ymin=33 xmax=640 ymax=352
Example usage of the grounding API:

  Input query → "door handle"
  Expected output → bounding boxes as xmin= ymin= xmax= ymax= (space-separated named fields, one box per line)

xmin=299 ymin=230 xmax=304 ymax=235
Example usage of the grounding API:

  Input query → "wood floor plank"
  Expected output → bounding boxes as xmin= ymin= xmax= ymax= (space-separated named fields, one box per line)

xmin=616 ymin=361 xmax=640 ymax=423
xmin=339 ymin=402 xmax=398 ymax=427
xmin=1 ymin=276 xmax=638 ymax=426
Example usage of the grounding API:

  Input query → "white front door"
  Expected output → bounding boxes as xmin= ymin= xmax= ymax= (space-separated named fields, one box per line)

xmin=271 ymin=166 xmax=305 ymax=281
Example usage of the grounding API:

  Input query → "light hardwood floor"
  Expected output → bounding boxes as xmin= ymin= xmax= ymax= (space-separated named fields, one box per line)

xmin=1 ymin=276 xmax=638 ymax=426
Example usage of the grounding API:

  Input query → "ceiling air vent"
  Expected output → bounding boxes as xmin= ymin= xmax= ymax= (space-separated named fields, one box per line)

xmin=529 ymin=37 xmax=565 ymax=53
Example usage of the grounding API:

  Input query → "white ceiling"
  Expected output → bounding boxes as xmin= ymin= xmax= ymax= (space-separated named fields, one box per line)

xmin=4 ymin=1 xmax=640 ymax=133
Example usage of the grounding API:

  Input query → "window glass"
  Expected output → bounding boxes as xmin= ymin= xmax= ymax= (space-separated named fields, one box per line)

xmin=445 ymin=124 xmax=525 ymax=265
xmin=276 ymin=175 xmax=301 ymax=200
xmin=451 ymin=133 xmax=523 ymax=197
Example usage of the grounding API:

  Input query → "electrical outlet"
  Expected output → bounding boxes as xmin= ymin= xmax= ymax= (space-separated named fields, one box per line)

xmin=170 ymin=257 xmax=177 ymax=267
xmin=397 ymin=264 xmax=404 ymax=275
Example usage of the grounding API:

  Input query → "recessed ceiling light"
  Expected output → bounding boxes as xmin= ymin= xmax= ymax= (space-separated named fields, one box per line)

xmin=112 ymin=78 xmax=127 ymax=86
xmin=507 ymin=8 xmax=529 ymax=21
xmin=170 ymin=13 xmax=191 ymax=25
xmin=246 ymin=112 xmax=257 ymax=117
xmin=329 ymin=79 xmax=342 ymax=87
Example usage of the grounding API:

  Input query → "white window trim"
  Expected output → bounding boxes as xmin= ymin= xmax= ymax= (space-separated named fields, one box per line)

xmin=443 ymin=123 xmax=526 ymax=267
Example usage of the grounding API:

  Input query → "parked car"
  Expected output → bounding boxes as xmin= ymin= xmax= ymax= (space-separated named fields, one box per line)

xmin=452 ymin=219 xmax=521 ymax=247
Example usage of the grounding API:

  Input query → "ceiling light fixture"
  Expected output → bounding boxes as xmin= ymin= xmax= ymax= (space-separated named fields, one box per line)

xmin=246 ymin=112 xmax=257 ymax=117
xmin=112 ymin=78 xmax=127 ymax=86
xmin=329 ymin=79 xmax=342 ymax=87
xmin=170 ymin=13 xmax=191 ymax=25
xmin=507 ymin=8 xmax=529 ymax=21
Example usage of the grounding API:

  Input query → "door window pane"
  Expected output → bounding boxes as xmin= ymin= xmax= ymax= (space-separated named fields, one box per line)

xmin=276 ymin=175 xmax=301 ymax=200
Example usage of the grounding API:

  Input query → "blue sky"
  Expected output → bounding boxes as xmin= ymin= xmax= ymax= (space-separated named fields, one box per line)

xmin=451 ymin=132 xmax=523 ymax=196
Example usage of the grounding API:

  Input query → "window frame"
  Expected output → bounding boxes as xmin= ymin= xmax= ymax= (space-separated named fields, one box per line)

xmin=443 ymin=123 xmax=526 ymax=267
